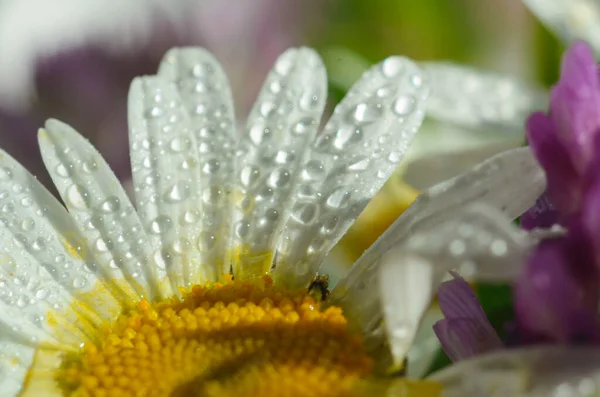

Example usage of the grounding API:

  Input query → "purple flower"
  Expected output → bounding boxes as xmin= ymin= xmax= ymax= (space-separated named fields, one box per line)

xmin=523 ymin=41 xmax=600 ymax=226
xmin=433 ymin=272 xmax=502 ymax=362
xmin=515 ymin=41 xmax=600 ymax=345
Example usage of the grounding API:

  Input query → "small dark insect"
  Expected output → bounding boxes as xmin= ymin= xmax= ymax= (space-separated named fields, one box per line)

xmin=308 ymin=273 xmax=330 ymax=302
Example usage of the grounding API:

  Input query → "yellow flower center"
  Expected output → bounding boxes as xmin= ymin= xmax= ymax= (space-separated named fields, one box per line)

xmin=56 ymin=275 xmax=376 ymax=397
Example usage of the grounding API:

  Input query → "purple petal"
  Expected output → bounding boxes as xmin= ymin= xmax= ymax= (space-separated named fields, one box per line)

xmin=549 ymin=42 xmax=600 ymax=165
xmin=433 ymin=318 xmax=503 ymax=362
xmin=526 ymin=112 xmax=581 ymax=215
xmin=433 ymin=271 xmax=502 ymax=362
xmin=520 ymin=192 xmax=560 ymax=230
xmin=514 ymin=237 xmax=600 ymax=343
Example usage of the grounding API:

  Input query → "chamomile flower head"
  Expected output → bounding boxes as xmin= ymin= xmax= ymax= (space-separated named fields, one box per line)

xmin=0 ymin=46 xmax=546 ymax=397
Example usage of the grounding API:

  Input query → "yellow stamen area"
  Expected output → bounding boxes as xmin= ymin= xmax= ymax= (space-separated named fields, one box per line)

xmin=54 ymin=275 xmax=441 ymax=397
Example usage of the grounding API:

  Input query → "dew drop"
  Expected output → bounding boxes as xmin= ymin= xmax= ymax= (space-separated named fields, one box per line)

xmin=82 ymin=160 xmax=98 ymax=173
xmin=0 ymin=167 xmax=12 ymax=181
xmin=299 ymin=92 xmax=320 ymax=111
xmin=165 ymin=181 xmax=190 ymax=203
xmin=259 ymin=102 xmax=277 ymax=118
xmin=381 ymin=57 xmax=404 ymax=78
xmin=73 ymin=277 xmax=87 ymax=289
xmin=202 ymin=159 xmax=220 ymax=175
xmin=348 ymin=157 xmax=370 ymax=171
xmin=302 ymin=160 xmax=325 ymax=181
xmin=275 ymin=57 xmax=293 ymax=75
xmin=202 ymin=185 xmax=223 ymax=205
xmin=66 ymin=185 xmax=91 ymax=210
xmin=197 ymin=232 xmax=216 ymax=252
xmin=20 ymin=219 xmax=34 ymax=231
xmin=326 ymin=189 xmax=351 ymax=209
xmin=1 ymin=201 xmax=13 ymax=213
xmin=100 ymin=196 xmax=120 ymax=213
xmin=181 ymin=210 xmax=199 ymax=225
xmin=95 ymin=238 xmax=110 ymax=253
xmin=31 ymin=237 xmax=46 ymax=252
xmin=240 ymin=166 xmax=260 ymax=188
xmin=291 ymin=117 xmax=316 ymax=136
xmin=333 ymin=126 xmax=363 ymax=150
xmin=291 ymin=203 xmax=318 ymax=226
xmin=268 ymin=168 xmax=291 ymax=188
xmin=55 ymin=163 xmax=71 ymax=177
xmin=347 ymin=102 xmax=383 ymax=125
xmin=235 ymin=222 xmax=251 ymax=239
xmin=410 ymin=74 xmax=423 ymax=88
xmin=249 ymin=124 xmax=271 ymax=146
xmin=171 ymin=238 xmax=191 ymax=255
xmin=269 ymin=80 xmax=282 ymax=93
xmin=275 ymin=150 xmax=295 ymax=164
xmin=393 ymin=95 xmax=417 ymax=116
xmin=388 ymin=151 xmax=403 ymax=163
xmin=146 ymin=106 xmax=164 ymax=119
xmin=376 ymin=85 xmax=396 ymax=98
xmin=169 ymin=137 xmax=191 ymax=152
xmin=20 ymin=197 xmax=32 ymax=207
xmin=35 ymin=289 xmax=49 ymax=300
xmin=149 ymin=215 xmax=172 ymax=235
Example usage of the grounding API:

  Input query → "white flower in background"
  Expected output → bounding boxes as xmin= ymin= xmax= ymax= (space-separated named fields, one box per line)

xmin=0 ymin=45 xmax=545 ymax=396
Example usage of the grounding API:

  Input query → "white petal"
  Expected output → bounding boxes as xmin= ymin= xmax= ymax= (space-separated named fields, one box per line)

xmin=129 ymin=76 xmax=214 ymax=292
xmin=158 ymin=47 xmax=236 ymax=281
xmin=330 ymin=201 xmax=533 ymax=367
xmin=273 ymin=56 xmax=430 ymax=287
xmin=428 ymin=346 xmax=600 ymax=396
xmin=0 ymin=337 xmax=34 ymax=397
xmin=423 ymin=62 xmax=547 ymax=131
xmin=0 ymin=147 xmax=122 ymax=346
xmin=226 ymin=47 xmax=327 ymax=279
xmin=39 ymin=119 xmax=165 ymax=300
xmin=524 ymin=0 xmax=600 ymax=53
xmin=353 ymin=147 xmax=543 ymax=268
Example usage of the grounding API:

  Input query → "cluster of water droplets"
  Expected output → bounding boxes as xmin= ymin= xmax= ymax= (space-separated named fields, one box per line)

xmin=424 ymin=63 xmax=547 ymax=131
xmin=271 ymin=56 xmax=430 ymax=287
xmin=0 ymin=148 xmax=120 ymax=347
xmin=156 ymin=48 xmax=237 ymax=282
xmin=227 ymin=48 xmax=327 ymax=278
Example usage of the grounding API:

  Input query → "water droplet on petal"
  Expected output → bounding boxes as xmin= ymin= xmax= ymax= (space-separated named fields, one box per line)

xmin=249 ymin=125 xmax=271 ymax=146
xmin=169 ymin=137 xmax=191 ymax=152
xmin=393 ymin=95 xmax=417 ymax=116
xmin=268 ymin=168 xmax=290 ymax=188
xmin=347 ymin=102 xmax=383 ymax=125
xmin=181 ymin=210 xmax=199 ymax=225
xmin=291 ymin=203 xmax=318 ymax=226
xmin=165 ymin=182 xmax=190 ymax=203
xmin=333 ymin=126 xmax=363 ymax=150
xmin=73 ymin=277 xmax=87 ymax=289
xmin=198 ymin=232 xmax=216 ymax=252
xmin=0 ymin=167 xmax=12 ymax=181
xmin=291 ymin=117 xmax=316 ymax=135
xmin=20 ymin=219 xmax=34 ymax=231
xmin=66 ymin=185 xmax=91 ymax=210
xmin=381 ymin=57 xmax=404 ymax=78
xmin=82 ymin=160 xmax=97 ymax=173
xmin=149 ymin=215 xmax=172 ymax=234
xmin=326 ymin=189 xmax=351 ymax=209
xmin=299 ymin=92 xmax=320 ymax=111
xmin=240 ymin=166 xmax=260 ymax=188
xmin=55 ymin=163 xmax=71 ymax=177
xmin=146 ymin=106 xmax=164 ymax=119
xmin=100 ymin=197 xmax=120 ymax=213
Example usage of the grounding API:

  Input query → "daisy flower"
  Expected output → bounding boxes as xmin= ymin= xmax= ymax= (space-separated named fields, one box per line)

xmin=0 ymin=44 xmax=546 ymax=397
